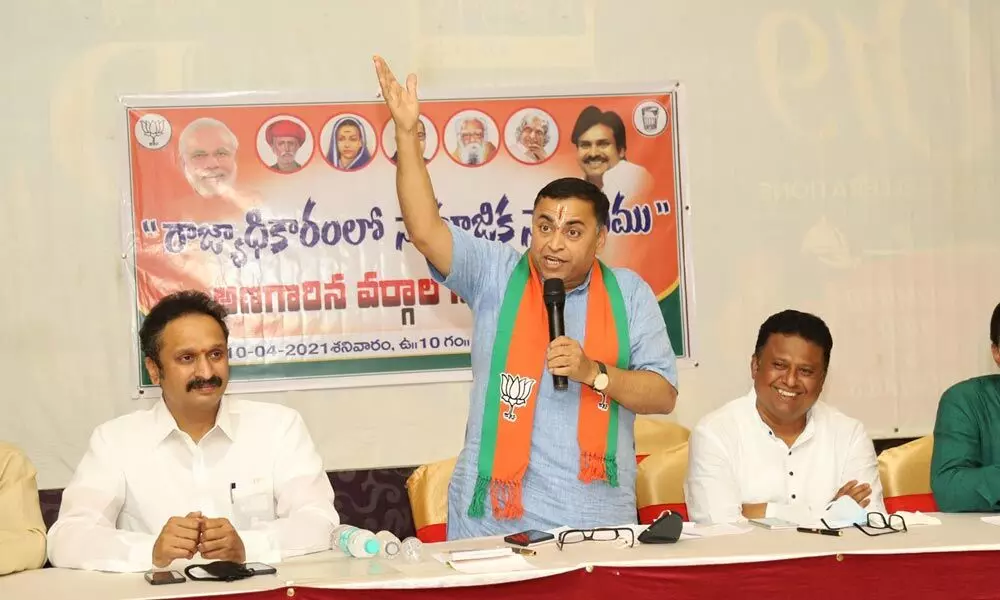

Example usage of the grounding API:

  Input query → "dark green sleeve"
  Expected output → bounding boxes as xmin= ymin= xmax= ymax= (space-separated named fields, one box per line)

xmin=931 ymin=386 xmax=1000 ymax=512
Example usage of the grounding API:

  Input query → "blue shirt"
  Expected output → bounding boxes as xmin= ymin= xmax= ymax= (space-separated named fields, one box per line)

xmin=431 ymin=224 xmax=678 ymax=539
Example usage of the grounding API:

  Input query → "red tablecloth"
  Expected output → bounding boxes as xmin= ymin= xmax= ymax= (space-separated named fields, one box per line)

xmin=171 ymin=549 xmax=1000 ymax=600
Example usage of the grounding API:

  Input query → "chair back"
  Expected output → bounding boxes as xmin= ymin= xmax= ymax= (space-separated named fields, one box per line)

xmin=405 ymin=457 xmax=457 ymax=542
xmin=877 ymin=436 xmax=938 ymax=513
xmin=634 ymin=417 xmax=690 ymax=464
xmin=636 ymin=442 xmax=689 ymax=523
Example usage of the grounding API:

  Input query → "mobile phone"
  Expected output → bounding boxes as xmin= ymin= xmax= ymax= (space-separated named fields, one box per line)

xmin=748 ymin=517 xmax=799 ymax=530
xmin=503 ymin=529 xmax=556 ymax=547
xmin=144 ymin=570 xmax=186 ymax=585
xmin=245 ymin=562 xmax=277 ymax=575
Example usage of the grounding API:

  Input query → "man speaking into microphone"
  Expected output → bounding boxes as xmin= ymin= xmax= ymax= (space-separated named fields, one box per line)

xmin=374 ymin=56 xmax=678 ymax=539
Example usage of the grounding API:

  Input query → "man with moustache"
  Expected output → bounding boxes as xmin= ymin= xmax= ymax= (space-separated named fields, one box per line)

xmin=571 ymin=106 xmax=652 ymax=203
xmin=685 ymin=310 xmax=884 ymax=524
xmin=511 ymin=112 xmax=551 ymax=163
xmin=375 ymin=56 xmax=678 ymax=540
xmin=448 ymin=116 xmax=497 ymax=166
xmin=47 ymin=291 xmax=339 ymax=572
xmin=265 ymin=119 xmax=306 ymax=173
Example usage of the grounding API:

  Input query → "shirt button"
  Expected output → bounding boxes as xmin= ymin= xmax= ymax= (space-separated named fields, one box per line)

xmin=791 ymin=494 xmax=797 ymax=499
xmin=789 ymin=471 xmax=794 ymax=476
xmin=788 ymin=451 xmax=792 ymax=456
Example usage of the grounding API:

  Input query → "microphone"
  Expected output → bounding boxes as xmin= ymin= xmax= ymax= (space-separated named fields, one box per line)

xmin=543 ymin=278 xmax=568 ymax=391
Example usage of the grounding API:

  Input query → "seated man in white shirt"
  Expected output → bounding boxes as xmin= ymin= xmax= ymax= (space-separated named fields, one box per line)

xmin=685 ymin=309 xmax=884 ymax=525
xmin=47 ymin=290 xmax=339 ymax=572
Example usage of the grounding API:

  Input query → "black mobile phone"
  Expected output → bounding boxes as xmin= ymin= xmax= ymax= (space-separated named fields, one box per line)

xmin=503 ymin=529 xmax=555 ymax=547
xmin=144 ymin=570 xmax=186 ymax=585
xmin=245 ymin=562 xmax=277 ymax=575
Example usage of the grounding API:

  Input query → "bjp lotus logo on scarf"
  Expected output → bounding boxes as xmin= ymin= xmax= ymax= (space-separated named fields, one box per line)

xmin=597 ymin=391 xmax=610 ymax=412
xmin=499 ymin=373 xmax=536 ymax=422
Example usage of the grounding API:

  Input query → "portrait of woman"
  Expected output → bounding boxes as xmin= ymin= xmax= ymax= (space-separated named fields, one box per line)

xmin=325 ymin=115 xmax=374 ymax=170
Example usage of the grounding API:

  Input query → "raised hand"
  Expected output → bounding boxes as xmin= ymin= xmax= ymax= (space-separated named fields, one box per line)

xmin=373 ymin=55 xmax=420 ymax=134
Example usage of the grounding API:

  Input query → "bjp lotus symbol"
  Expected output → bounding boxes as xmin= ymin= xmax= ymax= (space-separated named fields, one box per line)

xmin=500 ymin=373 xmax=536 ymax=422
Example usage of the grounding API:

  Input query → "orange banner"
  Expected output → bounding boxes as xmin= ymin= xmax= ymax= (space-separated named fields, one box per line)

xmin=125 ymin=88 xmax=689 ymax=387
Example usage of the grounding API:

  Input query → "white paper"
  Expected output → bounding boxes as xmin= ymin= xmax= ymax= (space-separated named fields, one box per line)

xmin=893 ymin=511 xmax=942 ymax=526
xmin=446 ymin=554 xmax=535 ymax=574
xmin=680 ymin=522 xmax=754 ymax=539
xmin=432 ymin=547 xmax=513 ymax=564
xmin=980 ymin=516 xmax=1000 ymax=526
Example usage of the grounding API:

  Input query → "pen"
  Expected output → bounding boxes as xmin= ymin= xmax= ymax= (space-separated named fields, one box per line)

xmin=230 ymin=482 xmax=236 ymax=504
xmin=510 ymin=547 xmax=536 ymax=556
xmin=797 ymin=527 xmax=841 ymax=537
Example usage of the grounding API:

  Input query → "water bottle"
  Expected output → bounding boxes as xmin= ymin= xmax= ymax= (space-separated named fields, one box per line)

xmin=400 ymin=536 xmax=423 ymax=563
xmin=346 ymin=528 xmax=381 ymax=558
xmin=375 ymin=530 xmax=401 ymax=559
xmin=331 ymin=524 xmax=358 ymax=555
xmin=331 ymin=525 xmax=380 ymax=558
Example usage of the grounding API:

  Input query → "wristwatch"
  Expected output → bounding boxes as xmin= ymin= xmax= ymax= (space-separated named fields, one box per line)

xmin=592 ymin=361 xmax=610 ymax=392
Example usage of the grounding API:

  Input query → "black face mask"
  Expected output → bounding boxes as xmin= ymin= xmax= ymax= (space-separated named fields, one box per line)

xmin=184 ymin=561 xmax=253 ymax=582
xmin=637 ymin=510 xmax=683 ymax=544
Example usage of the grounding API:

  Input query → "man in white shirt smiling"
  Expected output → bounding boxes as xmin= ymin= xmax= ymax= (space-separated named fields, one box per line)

xmin=47 ymin=291 xmax=339 ymax=572
xmin=685 ymin=309 xmax=884 ymax=525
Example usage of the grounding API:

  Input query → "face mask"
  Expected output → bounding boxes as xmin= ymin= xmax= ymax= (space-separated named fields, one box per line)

xmin=822 ymin=494 xmax=869 ymax=529
xmin=184 ymin=561 xmax=254 ymax=582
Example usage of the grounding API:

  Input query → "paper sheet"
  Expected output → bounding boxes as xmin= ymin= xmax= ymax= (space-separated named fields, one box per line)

xmin=433 ymin=547 xmax=515 ymax=563
xmin=680 ymin=522 xmax=754 ymax=539
xmin=893 ymin=511 xmax=942 ymax=526
xmin=446 ymin=554 xmax=535 ymax=574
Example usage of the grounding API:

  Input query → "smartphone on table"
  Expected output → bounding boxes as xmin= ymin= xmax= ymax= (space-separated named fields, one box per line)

xmin=144 ymin=570 xmax=185 ymax=585
xmin=245 ymin=562 xmax=277 ymax=575
xmin=503 ymin=529 xmax=556 ymax=547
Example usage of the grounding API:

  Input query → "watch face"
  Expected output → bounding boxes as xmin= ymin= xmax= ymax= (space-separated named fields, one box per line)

xmin=594 ymin=373 xmax=610 ymax=391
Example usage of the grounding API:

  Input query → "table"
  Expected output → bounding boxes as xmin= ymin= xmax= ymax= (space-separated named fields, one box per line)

xmin=4 ymin=513 xmax=1000 ymax=599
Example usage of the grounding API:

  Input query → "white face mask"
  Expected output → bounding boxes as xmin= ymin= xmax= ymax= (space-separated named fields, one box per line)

xmin=821 ymin=494 xmax=870 ymax=529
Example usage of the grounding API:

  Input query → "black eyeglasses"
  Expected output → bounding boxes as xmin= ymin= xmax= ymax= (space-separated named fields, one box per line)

xmin=557 ymin=527 xmax=635 ymax=550
xmin=821 ymin=512 xmax=908 ymax=537
xmin=855 ymin=512 xmax=907 ymax=537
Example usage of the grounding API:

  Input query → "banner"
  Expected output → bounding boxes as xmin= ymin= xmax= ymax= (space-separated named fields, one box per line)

xmin=123 ymin=85 xmax=691 ymax=392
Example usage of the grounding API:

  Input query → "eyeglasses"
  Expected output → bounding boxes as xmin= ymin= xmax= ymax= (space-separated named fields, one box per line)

xmin=855 ymin=512 xmax=907 ymax=537
xmin=557 ymin=527 xmax=635 ymax=550
xmin=821 ymin=512 xmax=908 ymax=537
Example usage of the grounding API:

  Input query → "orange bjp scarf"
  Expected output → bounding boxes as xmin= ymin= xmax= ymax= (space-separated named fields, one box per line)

xmin=468 ymin=254 xmax=630 ymax=520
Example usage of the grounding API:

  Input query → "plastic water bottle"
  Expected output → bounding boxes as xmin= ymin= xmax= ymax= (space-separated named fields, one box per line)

xmin=400 ymin=536 xmax=423 ymax=563
xmin=331 ymin=524 xmax=357 ymax=555
xmin=331 ymin=525 xmax=380 ymax=558
xmin=346 ymin=529 xmax=381 ymax=558
xmin=375 ymin=530 xmax=401 ymax=559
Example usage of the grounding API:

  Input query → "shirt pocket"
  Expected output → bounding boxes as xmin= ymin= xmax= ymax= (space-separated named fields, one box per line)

xmin=231 ymin=475 xmax=275 ymax=528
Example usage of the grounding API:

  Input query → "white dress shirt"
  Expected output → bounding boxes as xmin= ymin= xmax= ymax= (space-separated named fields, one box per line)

xmin=47 ymin=398 xmax=339 ymax=572
xmin=684 ymin=389 xmax=885 ymax=525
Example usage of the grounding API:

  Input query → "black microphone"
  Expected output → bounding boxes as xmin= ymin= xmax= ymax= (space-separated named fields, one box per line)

xmin=543 ymin=278 xmax=568 ymax=391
